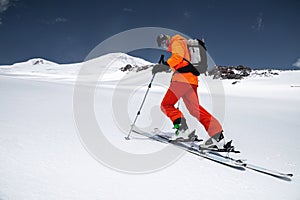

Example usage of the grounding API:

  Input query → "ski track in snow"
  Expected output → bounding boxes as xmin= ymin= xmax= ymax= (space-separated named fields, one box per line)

xmin=0 ymin=54 xmax=300 ymax=199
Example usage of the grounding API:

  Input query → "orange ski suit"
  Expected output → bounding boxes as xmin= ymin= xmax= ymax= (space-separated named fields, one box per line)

xmin=161 ymin=34 xmax=222 ymax=137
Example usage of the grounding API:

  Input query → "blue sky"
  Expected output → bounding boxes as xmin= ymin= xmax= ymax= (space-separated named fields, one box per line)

xmin=0 ymin=0 xmax=299 ymax=69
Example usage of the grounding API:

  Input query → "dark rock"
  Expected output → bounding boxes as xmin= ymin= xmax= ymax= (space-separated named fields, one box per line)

xmin=208 ymin=65 xmax=252 ymax=80
xmin=33 ymin=59 xmax=44 ymax=65
xmin=120 ymin=64 xmax=133 ymax=72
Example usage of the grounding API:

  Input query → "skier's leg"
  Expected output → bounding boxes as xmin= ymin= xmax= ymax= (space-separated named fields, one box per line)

xmin=160 ymin=82 xmax=185 ymax=123
xmin=182 ymin=84 xmax=222 ymax=137
xmin=161 ymin=82 xmax=197 ymax=141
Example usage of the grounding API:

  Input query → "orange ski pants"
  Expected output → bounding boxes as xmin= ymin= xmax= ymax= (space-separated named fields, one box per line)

xmin=161 ymin=81 xmax=222 ymax=137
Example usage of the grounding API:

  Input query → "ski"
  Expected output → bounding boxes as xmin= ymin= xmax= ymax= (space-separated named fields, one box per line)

xmin=201 ymin=151 xmax=293 ymax=180
xmin=240 ymin=162 xmax=293 ymax=180
xmin=131 ymin=129 xmax=245 ymax=170
xmin=131 ymin=128 xmax=293 ymax=180
xmin=154 ymin=130 xmax=240 ymax=153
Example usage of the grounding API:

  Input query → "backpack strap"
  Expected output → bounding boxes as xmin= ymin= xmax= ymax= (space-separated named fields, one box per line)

xmin=177 ymin=58 xmax=200 ymax=76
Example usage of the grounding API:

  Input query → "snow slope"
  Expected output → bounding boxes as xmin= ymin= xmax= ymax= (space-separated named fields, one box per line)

xmin=0 ymin=54 xmax=300 ymax=200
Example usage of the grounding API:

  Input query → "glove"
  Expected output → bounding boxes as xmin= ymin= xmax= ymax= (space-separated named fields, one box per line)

xmin=162 ymin=60 xmax=169 ymax=66
xmin=152 ymin=64 xmax=170 ymax=75
xmin=158 ymin=54 xmax=169 ymax=66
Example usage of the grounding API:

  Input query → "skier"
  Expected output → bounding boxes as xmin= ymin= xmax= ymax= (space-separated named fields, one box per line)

xmin=153 ymin=34 xmax=225 ymax=149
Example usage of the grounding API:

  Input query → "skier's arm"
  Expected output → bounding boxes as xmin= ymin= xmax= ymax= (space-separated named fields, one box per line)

xmin=167 ymin=41 xmax=184 ymax=70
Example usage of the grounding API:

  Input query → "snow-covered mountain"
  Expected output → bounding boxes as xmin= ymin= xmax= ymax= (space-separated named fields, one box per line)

xmin=0 ymin=53 xmax=152 ymax=82
xmin=0 ymin=54 xmax=300 ymax=199
xmin=1 ymin=53 xmax=297 ymax=84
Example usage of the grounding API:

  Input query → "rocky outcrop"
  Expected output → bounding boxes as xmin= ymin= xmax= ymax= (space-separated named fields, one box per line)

xmin=33 ymin=59 xmax=45 ymax=65
xmin=250 ymin=69 xmax=279 ymax=77
xmin=120 ymin=64 xmax=133 ymax=72
xmin=120 ymin=64 xmax=153 ymax=73
xmin=208 ymin=65 xmax=252 ymax=79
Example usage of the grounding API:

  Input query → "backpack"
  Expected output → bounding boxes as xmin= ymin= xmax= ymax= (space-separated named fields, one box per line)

xmin=183 ymin=39 xmax=208 ymax=75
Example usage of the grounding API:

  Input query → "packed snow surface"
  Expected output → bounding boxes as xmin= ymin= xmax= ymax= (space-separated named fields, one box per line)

xmin=0 ymin=54 xmax=299 ymax=200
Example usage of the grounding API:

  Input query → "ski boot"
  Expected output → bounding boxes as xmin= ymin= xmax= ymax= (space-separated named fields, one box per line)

xmin=200 ymin=131 xmax=226 ymax=150
xmin=171 ymin=118 xmax=197 ymax=142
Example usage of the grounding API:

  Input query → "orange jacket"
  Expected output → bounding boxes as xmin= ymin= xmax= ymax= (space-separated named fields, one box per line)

xmin=167 ymin=34 xmax=198 ymax=86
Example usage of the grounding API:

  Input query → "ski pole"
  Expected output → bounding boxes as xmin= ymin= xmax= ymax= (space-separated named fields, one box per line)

xmin=177 ymin=100 xmax=180 ymax=109
xmin=125 ymin=55 xmax=164 ymax=140
xmin=125 ymin=73 xmax=156 ymax=140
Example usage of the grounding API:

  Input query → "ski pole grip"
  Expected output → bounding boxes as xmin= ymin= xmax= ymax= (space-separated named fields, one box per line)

xmin=158 ymin=54 xmax=165 ymax=64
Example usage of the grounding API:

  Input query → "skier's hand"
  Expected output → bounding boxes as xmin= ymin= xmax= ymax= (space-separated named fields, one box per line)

xmin=158 ymin=54 xmax=169 ymax=66
xmin=162 ymin=60 xmax=169 ymax=66
xmin=152 ymin=64 xmax=170 ymax=75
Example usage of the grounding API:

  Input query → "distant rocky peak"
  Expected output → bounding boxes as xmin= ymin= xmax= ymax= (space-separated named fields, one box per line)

xmin=208 ymin=65 xmax=252 ymax=79
xmin=32 ymin=59 xmax=45 ymax=65
xmin=208 ymin=65 xmax=279 ymax=80
xmin=27 ymin=58 xmax=58 ymax=66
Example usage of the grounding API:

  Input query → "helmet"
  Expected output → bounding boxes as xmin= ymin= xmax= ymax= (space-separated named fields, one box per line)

xmin=156 ymin=34 xmax=170 ymax=48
